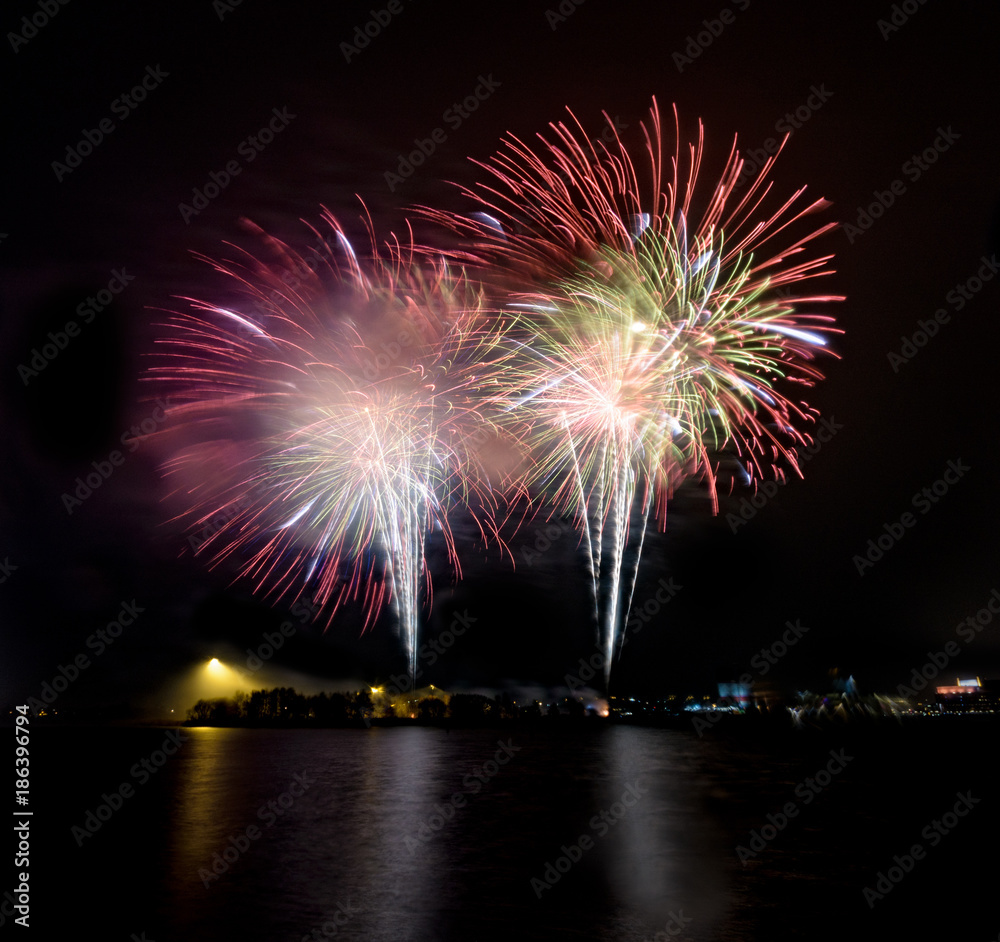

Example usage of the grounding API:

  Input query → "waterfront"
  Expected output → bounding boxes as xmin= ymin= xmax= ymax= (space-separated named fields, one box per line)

xmin=22 ymin=718 xmax=998 ymax=940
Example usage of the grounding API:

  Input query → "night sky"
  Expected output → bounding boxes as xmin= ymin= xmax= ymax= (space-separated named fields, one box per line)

xmin=3 ymin=0 xmax=999 ymax=716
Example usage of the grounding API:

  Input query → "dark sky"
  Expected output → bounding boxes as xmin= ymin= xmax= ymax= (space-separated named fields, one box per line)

xmin=3 ymin=0 xmax=999 ymax=715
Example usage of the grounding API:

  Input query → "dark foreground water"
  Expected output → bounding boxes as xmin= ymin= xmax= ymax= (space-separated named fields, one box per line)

xmin=20 ymin=719 xmax=998 ymax=940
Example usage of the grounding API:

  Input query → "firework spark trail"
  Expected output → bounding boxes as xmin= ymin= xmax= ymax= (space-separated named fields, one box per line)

xmin=604 ymin=459 xmax=634 ymax=676
xmin=422 ymin=99 xmax=842 ymax=685
xmin=562 ymin=412 xmax=600 ymax=609
xmin=620 ymin=486 xmax=653 ymax=661
xmin=149 ymin=210 xmax=520 ymax=686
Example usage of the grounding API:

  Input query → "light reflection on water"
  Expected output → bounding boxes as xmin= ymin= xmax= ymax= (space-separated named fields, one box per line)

xmin=35 ymin=721 xmax=998 ymax=940
xmin=157 ymin=725 xmax=726 ymax=941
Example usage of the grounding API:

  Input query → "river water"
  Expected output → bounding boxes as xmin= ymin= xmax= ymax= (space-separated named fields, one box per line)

xmin=23 ymin=719 xmax=997 ymax=940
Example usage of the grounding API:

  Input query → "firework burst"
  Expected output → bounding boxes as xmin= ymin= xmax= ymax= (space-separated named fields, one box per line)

xmin=422 ymin=100 xmax=842 ymax=684
xmin=150 ymin=209 xmax=518 ymax=684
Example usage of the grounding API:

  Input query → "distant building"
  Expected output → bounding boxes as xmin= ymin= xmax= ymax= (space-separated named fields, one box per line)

xmin=934 ymin=677 xmax=998 ymax=713
xmin=717 ymin=682 xmax=751 ymax=706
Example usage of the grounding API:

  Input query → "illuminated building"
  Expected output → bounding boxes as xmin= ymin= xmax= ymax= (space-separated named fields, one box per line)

xmin=934 ymin=677 xmax=997 ymax=713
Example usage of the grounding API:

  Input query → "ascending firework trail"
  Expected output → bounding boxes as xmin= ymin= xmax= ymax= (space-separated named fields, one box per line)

xmin=150 ymin=209 xmax=519 ymax=687
xmin=421 ymin=99 xmax=841 ymax=685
